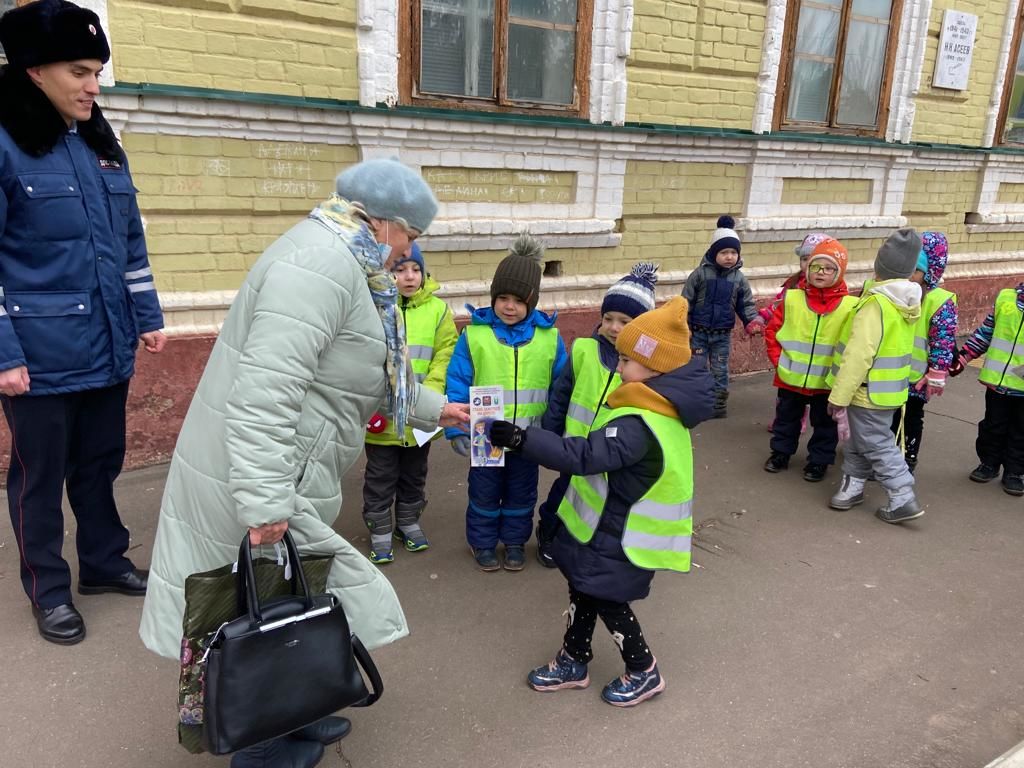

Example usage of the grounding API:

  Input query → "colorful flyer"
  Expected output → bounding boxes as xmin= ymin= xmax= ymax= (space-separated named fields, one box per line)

xmin=469 ymin=385 xmax=505 ymax=468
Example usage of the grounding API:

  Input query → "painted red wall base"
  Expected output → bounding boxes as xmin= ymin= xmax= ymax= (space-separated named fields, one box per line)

xmin=0 ymin=275 xmax=1015 ymax=474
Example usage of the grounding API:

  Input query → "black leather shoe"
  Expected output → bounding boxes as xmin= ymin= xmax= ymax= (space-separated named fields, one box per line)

xmin=230 ymin=736 xmax=324 ymax=768
xmin=291 ymin=716 xmax=352 ymax=745
xmin=969 ymin=463 xmax=1000 ymax=483
xmin=763 ymin=452 xmax=789 ymax=473
xmin=33 ymin=603 xmax=86 ymax=645
xmin=1003 ymin=474 xmax=1024 ymax=497
xmin=78 ymin=568 xmax=148 ymax=596
xmin=802 ymin=462 xmax=828 ymax=482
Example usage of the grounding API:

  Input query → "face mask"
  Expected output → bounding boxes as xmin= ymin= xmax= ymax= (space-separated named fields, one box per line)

xmin=377 ymin=221 xmax=392 ymax=265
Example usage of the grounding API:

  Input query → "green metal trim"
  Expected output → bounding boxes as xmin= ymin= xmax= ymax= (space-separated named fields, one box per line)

xmin=105 ymin=81 xmax=1024 ymax=158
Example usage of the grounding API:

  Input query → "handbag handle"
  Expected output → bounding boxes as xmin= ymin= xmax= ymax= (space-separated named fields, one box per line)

xmin=236 ymin=531 xmax=314 ymax=625
xmin=350 ymin=634 xmax=384 ymax=707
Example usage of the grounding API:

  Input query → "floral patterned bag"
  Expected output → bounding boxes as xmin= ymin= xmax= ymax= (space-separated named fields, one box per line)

xmin=177 ymin=549 xmax=333 ymax=753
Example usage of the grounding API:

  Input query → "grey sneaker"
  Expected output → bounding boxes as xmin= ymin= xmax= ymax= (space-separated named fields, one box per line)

xmin=875 ymin=498 xmax=924 ymax=524
xmin=830 ymin=475 xmax=866 ymax=510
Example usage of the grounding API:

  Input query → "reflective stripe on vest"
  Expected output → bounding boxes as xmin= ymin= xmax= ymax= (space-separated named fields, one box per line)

xmin=464 ymin=323 xmax=559 ymax=428
xmin=827 ymin=293 xmax=915 ymax=407
xmin=978 ymin=289 xmax=1024 ymax=392
xmin=366 ymin=296 xmax=450 ymax=445
xmin=565 ymin=338 xmax=621 ymax=437
xmin=775 ymin=290 xmax=857 ymax=390
xmin=556 ymin=405 xmax=694 ymax=573
xmin=909 ymin=287 xmax=956 ymax=382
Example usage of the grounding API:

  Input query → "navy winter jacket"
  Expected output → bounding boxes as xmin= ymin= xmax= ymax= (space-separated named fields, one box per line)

xmin=541 ymin=329 xmax=618 ymax=435
xmin=0 ymin=124 xmax=163 ymax=394
xmin=519 ymin=354 xmax=715 ymax=603
xmin=682 ymin=253 xmax=759 ymax=331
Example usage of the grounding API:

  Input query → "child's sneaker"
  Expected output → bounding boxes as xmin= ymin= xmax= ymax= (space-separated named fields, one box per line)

xmin=394 ymin=527 xmax=430 ymax=552
xmin=969 ymin=463 xmax=1000 ymax=483
xmin=527 ymin=649 xmax=590 ymax=691
xmin=600 ymin=661 xmax=666 ymax=707
xmin=503 ymin=545 xmax=525 ymax=571
xmin=471 ymin=547 xmax=500 ymax=572
xmin=1002 ymin=473 xmax=1024 ymax=497
xmin=368 ymin=546 xmax=394 ymax=565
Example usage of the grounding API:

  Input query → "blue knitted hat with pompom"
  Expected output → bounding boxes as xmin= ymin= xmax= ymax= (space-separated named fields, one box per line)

xmin=602 ymin=262 xmax=659 ymax=319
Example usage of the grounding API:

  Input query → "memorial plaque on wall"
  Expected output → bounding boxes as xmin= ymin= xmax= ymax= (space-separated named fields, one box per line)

xmin=933 ymin=9 xmax=977 ymax=91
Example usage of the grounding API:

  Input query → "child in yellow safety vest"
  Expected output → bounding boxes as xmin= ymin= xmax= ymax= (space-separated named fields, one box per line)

xmin=889 ymin=232 xmax=958 ymax=473
xmin=362 ymin=243 xmax=458 ymax=564
xmin=534 ymin=262 xmax=660 ymax=568
xmin=444 ymin=234 xmax=568 ymax=572
xmin=826 ymin=229 xmax=923 ymax=524
xmin=763 ymin=237 xmax=857 ymax=482
xmin=950 ymin=281 xmax=1024 ymax=496
xmin=489 ymin=296 xmax=715 ymax=708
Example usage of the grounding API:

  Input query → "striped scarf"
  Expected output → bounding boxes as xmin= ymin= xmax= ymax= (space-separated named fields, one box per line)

xmin=309 ymin=195 xmax=417 ymax=434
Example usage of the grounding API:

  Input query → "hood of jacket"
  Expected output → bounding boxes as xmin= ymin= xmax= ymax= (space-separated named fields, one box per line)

xmin=797 ymin=275 xmax=851 ymax=314
xmin=702 ymin=250 xmax=744 ymax=274
xmin=920 ymin=231 xmax=949 ymax=290
xmin=608 ymin=355 xmax=715 ymax=429
xmin=400 ymin=274 xmax=441 ymax=309
xmin=867 ymin=279 xmax=922 ymax=324
xmin=592 ymin=328 xmax=620 ymax=370
xmin=466 ymin=304 xmax=557 ymax=345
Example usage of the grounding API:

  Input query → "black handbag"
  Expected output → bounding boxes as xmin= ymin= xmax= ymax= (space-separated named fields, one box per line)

xmin=201 ymin=532 xmax=383 ymax=756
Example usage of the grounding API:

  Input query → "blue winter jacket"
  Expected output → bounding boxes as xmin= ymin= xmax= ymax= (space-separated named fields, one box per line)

xmin=444 ymin=306 xmax=568 ymax=439
xmin=0 ymin=125 xmax=163 ymax=394
xmin=519 ymin=354 xmax=715 ymax=603
xmin=682 ymin=252 xmax=759 ymax=331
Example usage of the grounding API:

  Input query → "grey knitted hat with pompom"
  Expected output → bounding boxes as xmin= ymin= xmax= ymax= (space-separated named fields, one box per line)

xmin=490 ymin=233 xmax=545 ymax=312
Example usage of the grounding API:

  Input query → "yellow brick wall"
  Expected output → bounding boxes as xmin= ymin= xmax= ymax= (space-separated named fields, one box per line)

xmin=122 ymin=133 xmax=359 ymax=292
xmin=780 ymin=177 xmax=873 ymax=205
xmin=421 ymin=168 xmax=577 ymax=204
xmin=997 ymin=182 xmax=1024 ymax=205
xmin=912 ymin=0 xmax=1005 ymax=145
xmin=902 ymin=168 xmax=1006 ymax=252
xmin=625 ymin=0 xmax=764 ymax=127
xmin=109 ymin=0 xmax=359 ymax=99
xmin=619 ymin=160 xmax=748 ymax=267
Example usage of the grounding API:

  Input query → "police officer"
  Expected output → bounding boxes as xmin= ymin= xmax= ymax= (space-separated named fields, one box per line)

xmin=0 ymin=0 xmax=165 ymax=644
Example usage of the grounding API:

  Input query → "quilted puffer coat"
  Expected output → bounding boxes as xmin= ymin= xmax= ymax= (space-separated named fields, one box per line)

xmin=140 ymin=216 xmax=444 ymax=659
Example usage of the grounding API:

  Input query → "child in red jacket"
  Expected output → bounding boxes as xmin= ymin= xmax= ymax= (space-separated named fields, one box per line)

xmin=763 ymin=238 xmax=858 ymax=481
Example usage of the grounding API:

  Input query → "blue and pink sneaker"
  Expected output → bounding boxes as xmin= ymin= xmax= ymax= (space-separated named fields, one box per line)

xmin=600 ymin=661 xmax=665 ymax=707
xmin=527 ymin=649 xmax=590 ymax=691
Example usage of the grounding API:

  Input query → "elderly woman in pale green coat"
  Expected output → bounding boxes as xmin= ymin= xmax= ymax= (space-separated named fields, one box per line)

xmin=140 ymin=159 xmax=467 ymax=768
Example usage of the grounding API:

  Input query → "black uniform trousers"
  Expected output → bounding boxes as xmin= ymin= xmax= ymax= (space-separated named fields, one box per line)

xmin=976 ymin=388 xmax=1024 ymax=475
xmin=2 ymin=382 xmax=135 ymax=609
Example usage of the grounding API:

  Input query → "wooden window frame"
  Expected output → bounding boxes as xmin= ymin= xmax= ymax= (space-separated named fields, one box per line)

xmin=398 ymin=0 xmax=593 ymax=118
xmin=773 ymin=0 xmax=904 ymax=137
xmin=995 ymin=5 xmax=1024 ymax=146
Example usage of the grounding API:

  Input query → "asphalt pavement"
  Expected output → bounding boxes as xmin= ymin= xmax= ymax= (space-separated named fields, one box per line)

xmin=1 ymin=367 xmax=1022 ymax=768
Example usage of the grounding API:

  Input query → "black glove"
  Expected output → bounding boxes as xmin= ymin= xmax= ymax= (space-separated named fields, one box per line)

xmin=489 ymin=420 xmax=526 ymax=450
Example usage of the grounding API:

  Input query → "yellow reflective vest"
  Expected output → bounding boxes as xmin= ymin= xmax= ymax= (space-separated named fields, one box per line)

xmin=557 ymin=405 xmax=694 ymax=573
xmin=365 ymin=280 xmax=457 ymax=446
xmin=775 ymin=289 xmax=857 ymax=391
xmin=564 ymin=338 xmax=621 ymax=437
xmin=979 ymin=288 xmax=1024 ymax=392
xmin=464 ymin=324 xmax=559 ymax=427
xmin=827 ymin=293 xmax=914 ymax=407
xmin=910 ymin=287 xmax=957 ymax=384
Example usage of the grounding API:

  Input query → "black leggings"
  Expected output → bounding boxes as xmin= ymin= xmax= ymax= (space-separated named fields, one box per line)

xmin=562 ymin=588 xmax=654 ymax=673
xmin=891 ymin=396 xmax=925 ymax=460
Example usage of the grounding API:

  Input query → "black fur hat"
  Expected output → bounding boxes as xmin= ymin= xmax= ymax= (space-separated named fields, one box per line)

xmin=0 ymin=0 xmax=110 ymax=71
xmin=0 ymin=67 xmax=122 ymax=159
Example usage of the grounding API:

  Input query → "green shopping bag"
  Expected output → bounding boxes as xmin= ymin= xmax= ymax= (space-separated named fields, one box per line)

xmin=176 ymin=546 xmax=333 ymax=753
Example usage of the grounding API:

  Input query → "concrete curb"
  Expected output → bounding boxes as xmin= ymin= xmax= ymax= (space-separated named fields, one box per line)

xmin=986 ymin=741 xmax=1024 ymax=768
